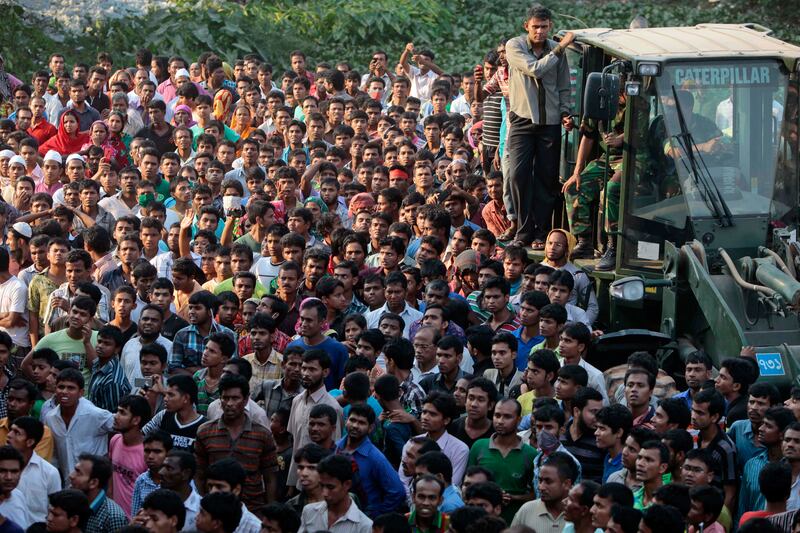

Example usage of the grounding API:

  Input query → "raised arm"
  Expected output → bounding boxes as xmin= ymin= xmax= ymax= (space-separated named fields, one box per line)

xmin=178 ymin=209 xmax=194 ymax=258
xmin=399 ymin=43 xmax=415 ymax=77
xmin=505 ymin=32 xmax=574 ymax=80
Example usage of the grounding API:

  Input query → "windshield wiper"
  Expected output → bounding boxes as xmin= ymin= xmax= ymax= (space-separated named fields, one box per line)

xmin=670 ymin=85 xmax=734 ymax=227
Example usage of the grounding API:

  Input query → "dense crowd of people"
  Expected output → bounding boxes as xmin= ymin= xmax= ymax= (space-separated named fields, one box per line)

xmin=0 ymin=4 xmax=794 ymax=533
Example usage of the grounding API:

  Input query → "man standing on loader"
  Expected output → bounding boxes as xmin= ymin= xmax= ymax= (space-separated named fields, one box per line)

xmin=562 ymin=86 xmax=627 ymax=271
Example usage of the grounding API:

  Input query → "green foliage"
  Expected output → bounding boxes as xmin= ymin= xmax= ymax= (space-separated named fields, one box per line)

xmin=3 ymin=0 xmax=799 ymax=80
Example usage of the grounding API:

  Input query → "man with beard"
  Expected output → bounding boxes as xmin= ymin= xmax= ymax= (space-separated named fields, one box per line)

xmin=561 ymin=387 xmax=604 ymax=482
xmin=335 ymin=404 xmax=405 ymax=517
xmin=286 ymin=350 xmax=342 ymax=489
xmin=512 ymin=451 xmax=576 ymax=531
xmin=539 ymin=230 xmax=598 ymax=325
xmin=738 ymin=407 xmax=795 ymax=519
xmin=726 ymin=382 xmax=781 ymax=471
xmin=286 ymin=299 xmax=347 ymax=391
xmin=194 ymin=374 xmax=278 ymax=509
xmin=468 ymin=398 xmax=536 ymax=523
xmin=120 ymin=304 xmax=171 ymax=383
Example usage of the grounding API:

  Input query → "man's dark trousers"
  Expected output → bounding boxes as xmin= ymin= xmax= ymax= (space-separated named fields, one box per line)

xmin=507 ymin=111 xmax=561 ymax=244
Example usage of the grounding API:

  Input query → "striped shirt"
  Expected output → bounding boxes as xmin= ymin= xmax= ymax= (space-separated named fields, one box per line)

xmin=738 ymin=449 xmax=769 ymax=518
xmin=560 ymin=418 xmax=605 ymax=483
xmin=170 ymin=321 xmax=237 ymax=371
xmin=195 ymin=415 xmax=278 ymax=510
xmin=482 ymin=93 xmax=504 ymax=148
xmin=193 ymin=368 xmax=220 ymax=416
xmin=88 ymin=357 xmax=131 ymax=414
xmin=243 ymin=350 xmax=282 ymax=392
xmin=252 ymin=379 xmax=302 ymax=418
xmin=699 ymin=426 xmax=738 ymax=486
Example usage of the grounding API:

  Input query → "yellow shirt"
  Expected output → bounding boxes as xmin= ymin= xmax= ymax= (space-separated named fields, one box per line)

xmin=518 ymin=390 xmax=536 ymax=417
xmin=0 ymin=417 xmax=54 ymax=461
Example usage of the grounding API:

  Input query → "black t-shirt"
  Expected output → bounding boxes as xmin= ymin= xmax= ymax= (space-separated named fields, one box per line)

xmin=135 ymin=125 xmax=176 ymax=156
xmin=445 ymin=298 xmax=471 ymax=330
xmin=158 ymin=411 xmax=207 ymax=452
xmin=162 ymin=313 xmax=189 ymax=341
xmin=119 ymin=323 xmax=138 ymax=346
xmin=448 ymin=415 xmax=494 ymax=449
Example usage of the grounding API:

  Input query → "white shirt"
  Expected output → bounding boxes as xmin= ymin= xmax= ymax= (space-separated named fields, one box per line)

xmin=566 ymin=303 xmax=592 ymax=329
xmin=182 ymin=489 xmax=202 ymax=532
xmin=575 ymin=358 xmax=610 ymax=406
xmin=44 ymin=281 xmax=112 ymax=327
xmin=151 ymin=250 xmax=201 ymax=281
xmin=120 ymin=334 xmax=173 ymax=383
xmin=0 ymin=488 xmax=32 ymax=528
xmin=300 ymin=498 xmax=372 ymax=533
xmin=20 ymin=452 xmax=61 ymax=522
xmin=252 ymin=256 xmax=283 ymax=287
xmin=0 ymin=275 xmax=29 ymax=347
xmin=450 ymin=94 xmax=471 ymax=115
xmin=99 ymin=193 xmax=141 ymax=220
xmin=365 ymin=302 xmax=423 ymax=338
xmin=235 ymin=503 xmax=262 ymax=533
xmin=399 ymin=430 xmax=469 ymax=490
xmin=410 ymin=362 xmax=439 ymax=386
xmin=408 ymin=65 xmax=438 ymax=103
xmin=45 ymin=397 xmax=115 ymax=481
xmin=788 ymin=472 xmax=800 ymax=511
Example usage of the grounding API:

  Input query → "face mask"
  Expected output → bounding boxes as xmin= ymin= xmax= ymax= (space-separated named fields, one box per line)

xmin=538 ymin=429 xmax=560 ymax=454
xmin=138 ymin=192 xmax=154 ymax=207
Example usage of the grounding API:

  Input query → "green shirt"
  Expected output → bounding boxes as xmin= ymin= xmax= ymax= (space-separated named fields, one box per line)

xmin=529 ymin=339 xmax=560 ymax=360
xmin=235 ymin=232 xmax=261 ymax=254
xmin=36 ymin=328 xmax=99 ymax=385
xmin=633 ymin=473 xmax=673 ymax=510
xmin=212 ymin=277 xmax=269 ymax=298
xmin=468 ymin=435 xmax=538 ymax=522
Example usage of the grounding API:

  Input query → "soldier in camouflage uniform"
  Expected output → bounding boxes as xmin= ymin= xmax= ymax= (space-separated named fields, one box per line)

xmin=561 ymin=99 xmax=626 ymax=270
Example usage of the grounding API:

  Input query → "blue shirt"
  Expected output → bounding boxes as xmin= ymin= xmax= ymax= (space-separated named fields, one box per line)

xmin=287 ymin=337 xmax=348 ymax=391
xmin=335 ymin=436 xmax=407 ymax=517
xmin=727 ymin=419 xmax=763 ymax=471
xmin=440 ymin=484 xmax=464 ymax=513
xmin=511 ymin=327 xmax=544 ymax=370
xmin=602 ymin=451 xmax=623 ymax=483
xmin=672 ymin=389 xmax=693 ymax=410
xmin=407 ymin=237 xmax=421 ymax=260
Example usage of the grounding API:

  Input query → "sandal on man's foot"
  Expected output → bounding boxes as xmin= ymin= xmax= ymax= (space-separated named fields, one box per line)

xmin=531 ymin=240 xmax=545 ymax=250
xmin=498 ymin=228 xmax=517 ymax=242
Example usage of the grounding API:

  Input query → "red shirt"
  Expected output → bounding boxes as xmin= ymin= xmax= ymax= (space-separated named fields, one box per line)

xmin=27 ymin=120 xmax=57 ymax=145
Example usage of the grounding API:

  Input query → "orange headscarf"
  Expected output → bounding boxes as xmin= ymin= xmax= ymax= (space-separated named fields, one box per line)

xmin=213 ymin=89 xmax=233 ymax=122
